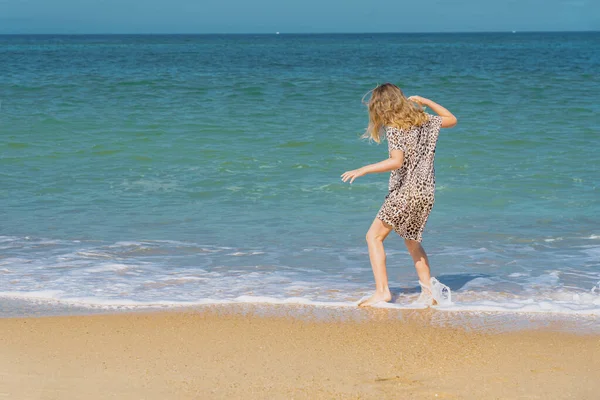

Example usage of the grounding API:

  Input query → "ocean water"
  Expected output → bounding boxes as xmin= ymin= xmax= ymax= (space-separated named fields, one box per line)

xmin=1 ymin=33 xmax=599 ymax=319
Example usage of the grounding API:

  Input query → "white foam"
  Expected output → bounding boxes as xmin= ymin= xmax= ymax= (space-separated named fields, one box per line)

xmin=0 ymin=291 xmax=229 ymax=309
xmin=582 ymin=247 xmax=600 ymax=258
xmin=0 ymin=257 xmax=31 ymax=266
xmin=1 ymin=235 xmax=599 ymax=320
xmin=544 ymin=237 xmax=563 ymax=242
xmin=85 ymin=263 xmax=132 ymax=273
xmin=0 ymin=290 xmax=66 ymax=299
xmin=76 ymin=251 xmax=113 ymax=258
xmin=157 ymin=276 xmax=206 ymax=282
xmin=0 ymin=290 xmax=598 ymax=316
xmin=437 ymin=300 xmax=600 ymax=315
xmin=110 ymin=241 xmax=147 ymax=248
xmin=526 ymin=271 xmax=561 ymax=286
xmin=461 ymin=277 xmax=496 ymax=289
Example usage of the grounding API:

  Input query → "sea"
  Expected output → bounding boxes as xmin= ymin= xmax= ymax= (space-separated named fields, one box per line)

xmin=1 ymin=33 xmax=599 ymax=323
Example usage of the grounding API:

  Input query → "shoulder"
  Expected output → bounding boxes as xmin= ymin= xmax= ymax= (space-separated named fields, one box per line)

xmin=427 ymin=114 xmax=443 ymax=129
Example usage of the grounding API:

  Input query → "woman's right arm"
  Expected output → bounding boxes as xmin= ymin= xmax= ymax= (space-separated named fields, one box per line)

xmin=408 ymin=96 xmax=457 ymax=128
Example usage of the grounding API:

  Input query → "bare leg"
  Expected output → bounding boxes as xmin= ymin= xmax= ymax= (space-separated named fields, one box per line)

xmin=358 ymin=218 xmax=393 ymax=307
xmin=404 ymin=239 xmax=432 ymax=283
xmin=404 ymin=239 xmax=432 ymax=287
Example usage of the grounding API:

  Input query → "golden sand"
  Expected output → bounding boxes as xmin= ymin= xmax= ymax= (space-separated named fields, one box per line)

xmin=0 ymin=305 xmax=598 ymax=399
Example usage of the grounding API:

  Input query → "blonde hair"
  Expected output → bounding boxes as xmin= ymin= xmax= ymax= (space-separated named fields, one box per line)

xmin=362 ymin=83 xmax=429 ymax=143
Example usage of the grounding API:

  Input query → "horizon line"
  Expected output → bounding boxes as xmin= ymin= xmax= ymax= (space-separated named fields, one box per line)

xmin=0 ymin=30 xmax=598 ymax=36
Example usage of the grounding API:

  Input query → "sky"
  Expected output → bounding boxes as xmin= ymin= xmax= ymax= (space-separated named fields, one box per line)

xmin=0 ymin=0 xmax=598 ymax=34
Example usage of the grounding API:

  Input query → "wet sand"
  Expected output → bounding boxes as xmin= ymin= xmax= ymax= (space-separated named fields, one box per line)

xmin=0 ymin=305 xmax=598 ymax=399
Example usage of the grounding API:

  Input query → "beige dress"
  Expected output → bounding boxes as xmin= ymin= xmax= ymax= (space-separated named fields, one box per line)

xmin=376 ymin=114 xmax=443 ymax=242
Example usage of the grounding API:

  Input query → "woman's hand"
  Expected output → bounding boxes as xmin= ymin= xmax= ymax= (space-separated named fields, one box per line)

xmin=341 ymin=168 xmax=366 ymax=184
xmin=409 ymin=96 xmax=457 ymax=128
xmin=408 ymin=95 xmax=429 ymax=107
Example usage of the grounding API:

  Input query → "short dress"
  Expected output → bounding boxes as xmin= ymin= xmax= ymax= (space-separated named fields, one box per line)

xmin=376 ymin=114 xmax=443 ymax=242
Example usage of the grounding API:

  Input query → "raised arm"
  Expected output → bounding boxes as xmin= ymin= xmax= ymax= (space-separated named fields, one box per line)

xmin=408 ymin=96 xmax=457 ymax=128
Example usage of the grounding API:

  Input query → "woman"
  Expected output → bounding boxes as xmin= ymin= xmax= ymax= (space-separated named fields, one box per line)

xmin=341 ymin=83 xmax=457 ymax=307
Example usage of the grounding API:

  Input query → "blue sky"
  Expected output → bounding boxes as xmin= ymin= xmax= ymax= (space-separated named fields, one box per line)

xmin=0 ymin=0 xmax=597 ymax=34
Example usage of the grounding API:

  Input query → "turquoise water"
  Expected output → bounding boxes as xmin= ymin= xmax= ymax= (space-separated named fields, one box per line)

xmin=1 ymin=33 xmax=599 ymax=317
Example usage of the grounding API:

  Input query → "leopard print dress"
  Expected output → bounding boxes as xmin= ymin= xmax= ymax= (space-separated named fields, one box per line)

xmin=376 ymin=114 xmax=443 ymax=242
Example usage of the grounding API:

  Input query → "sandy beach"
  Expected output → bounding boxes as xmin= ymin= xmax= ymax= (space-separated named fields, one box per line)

xmin=0 ymin=305 xmax=598 ymax=399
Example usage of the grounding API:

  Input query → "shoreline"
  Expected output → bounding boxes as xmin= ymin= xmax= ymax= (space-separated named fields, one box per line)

xmin=1 ymin=300 xmax=599 ymax=334
xmin=1 ymin=305 xmax=598 ymax=399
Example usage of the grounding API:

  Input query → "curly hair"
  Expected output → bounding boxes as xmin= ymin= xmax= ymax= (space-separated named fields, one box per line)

xmin=362 ymin=83 xmax=429 ymax=143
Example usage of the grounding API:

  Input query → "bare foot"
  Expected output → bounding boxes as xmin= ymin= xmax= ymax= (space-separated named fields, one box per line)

xmin=358 ymin=291 xmax=392 ymax=307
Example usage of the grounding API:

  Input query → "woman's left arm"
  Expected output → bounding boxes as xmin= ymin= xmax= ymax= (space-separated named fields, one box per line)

xmin=341 ymin=150 xmax=404 ymax=184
